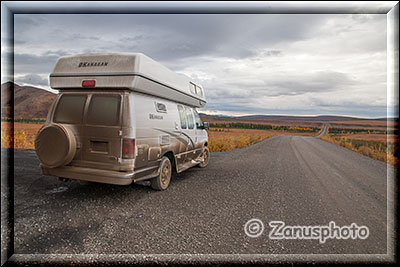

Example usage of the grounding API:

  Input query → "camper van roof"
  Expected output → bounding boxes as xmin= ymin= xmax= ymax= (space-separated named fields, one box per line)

xmin=49 ymin=52 xmax=206 ymax=107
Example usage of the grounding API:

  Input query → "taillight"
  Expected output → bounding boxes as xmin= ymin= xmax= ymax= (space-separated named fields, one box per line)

xmin=122 ymin=138 xmax=135 ymax=159
xmin=82 ymin=80 xmax=96 ymax=88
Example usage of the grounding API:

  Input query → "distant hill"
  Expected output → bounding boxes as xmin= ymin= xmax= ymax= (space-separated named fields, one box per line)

xmin=199 ymin=113 xmax=397 ymax=130
xmin=1 ymin=82 xmax=57 ymax=119
xmin=239 ymin=115 xmax=366 ymax=121
xmin=200 ymin=114 xmax=396 ymax=122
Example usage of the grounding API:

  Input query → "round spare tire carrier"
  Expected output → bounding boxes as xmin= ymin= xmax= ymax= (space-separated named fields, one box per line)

xmin=34 ymin=123 xmax=77 ymax=168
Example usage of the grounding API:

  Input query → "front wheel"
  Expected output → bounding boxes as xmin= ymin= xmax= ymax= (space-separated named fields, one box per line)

xmin=151 ymin=156 xmax=172 ymax=190
xmin=198 ymin=147 xmax=210 ymax=168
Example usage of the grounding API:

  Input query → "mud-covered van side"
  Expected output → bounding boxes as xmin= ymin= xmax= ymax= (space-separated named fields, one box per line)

xmin=35 ymin=53 xmax=209 ymax=190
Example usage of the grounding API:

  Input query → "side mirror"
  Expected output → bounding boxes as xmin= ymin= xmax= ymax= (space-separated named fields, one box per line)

xmin=202 ymin=121 xmax=209 ymax=130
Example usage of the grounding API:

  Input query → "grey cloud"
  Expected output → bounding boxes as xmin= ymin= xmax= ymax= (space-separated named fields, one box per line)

xmin=209 ymin=71 xmax=357 ymax=100
xmin=202 ymin=69 xmax=366 ymax=116
xmin=68 ymin=33 xmax=101 ymax=41
xmin=16 ymin=74 xmax=49 ymax=86
xmin=250 ymin=15 xmax=324 ymax=44
xmin=9 ymin=13 xmax=389 ymax=117
xmin=207 ymin=87 xmax=253 ymax=100
xmin=262 ymin=50 xmax=282 ymax=57
xmin=351 ymin=14 xmax=386 ymax=24
xmin=43 ymin=50 xmax=71 ymax=57
xmin=262 ymin=71 xmax=357 ymax=97
xmin=1 ymin=36 xmax=26 ymax=45
xmin=13 ymin=14 xmax=326 ymax=62
xmin=14 ymin=16 xmax=45 ymax=28
xmin=14 ymin=39 xmax=27 ymax=45
xmin=13 ymin=15 xmax=48 ymax=38
xmin=119 ymin=35 xmax=148 ymax=43
xmin=204 ymin=94 xmax=388 ymax=118
xmin=12 ymin=52 xmax=59 ymax=73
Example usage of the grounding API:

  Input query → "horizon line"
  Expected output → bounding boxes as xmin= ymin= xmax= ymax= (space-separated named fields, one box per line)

xmin=199 ymin=112 xmax=398 ymax=120
xmin=2 ymin=81 xmax=397 ymax=120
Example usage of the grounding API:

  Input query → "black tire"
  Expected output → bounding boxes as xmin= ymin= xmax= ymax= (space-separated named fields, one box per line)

xmin=198 ymin=147 xmax=210 ymax=168
xmin=151 ymin=156 xmax=172 ymax=190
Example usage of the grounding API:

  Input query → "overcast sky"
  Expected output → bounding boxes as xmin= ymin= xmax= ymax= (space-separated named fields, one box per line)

xmin=4 ymin=13 xmax=395 ymax=118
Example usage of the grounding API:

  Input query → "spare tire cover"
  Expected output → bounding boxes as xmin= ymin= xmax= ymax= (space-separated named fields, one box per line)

xmin=34 ymin=123 xmax=76 ymax=168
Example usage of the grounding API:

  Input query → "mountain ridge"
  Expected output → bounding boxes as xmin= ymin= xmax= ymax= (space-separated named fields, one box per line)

xmin=1 ymin=82 xmax=57 ymax=119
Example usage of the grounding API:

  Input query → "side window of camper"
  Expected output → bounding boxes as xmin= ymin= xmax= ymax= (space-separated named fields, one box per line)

xmin=53 ymin=94 xmax=87 ymax=124
xmin=193 ymin=109 xmax=202 ymax=128
xmin=177 ymin=105 xmax=187 ymax=129
xmin=185 ymin=107 xmax=195 ymax=129
xmin=189 ymin=83 xmax=196 ymax=94
xmin=196 ymin=86 xmax=204 ymax=97
xmin=87 ymin=95 xmax=121 ymax=126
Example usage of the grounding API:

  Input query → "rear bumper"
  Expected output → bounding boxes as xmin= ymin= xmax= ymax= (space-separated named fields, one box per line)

xmin=41 ymin=165 xmax=135 ymax=185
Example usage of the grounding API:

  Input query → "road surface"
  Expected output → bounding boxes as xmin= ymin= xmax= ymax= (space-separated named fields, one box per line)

xmin=5 ymin=136 xmax=394 ymax=262
xmin=315 ymin=123 xmax=328 ymax=138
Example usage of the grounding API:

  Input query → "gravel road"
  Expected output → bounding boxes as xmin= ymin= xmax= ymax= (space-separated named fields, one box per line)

xmin=5 ymin=135 xmax=395 ymax=262
xmin=315 ymin=123 xmax=328 ymax=138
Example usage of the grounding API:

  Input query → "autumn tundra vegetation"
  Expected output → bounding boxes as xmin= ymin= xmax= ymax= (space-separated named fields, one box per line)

xmin=320 ymin=124 xmax=398 ymax=166
xmin=1 ymin=117 xmax=397 ymax=166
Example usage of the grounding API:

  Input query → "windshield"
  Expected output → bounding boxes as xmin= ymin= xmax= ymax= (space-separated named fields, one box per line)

xmin=193 ymin=109 xmax=202 ymax=128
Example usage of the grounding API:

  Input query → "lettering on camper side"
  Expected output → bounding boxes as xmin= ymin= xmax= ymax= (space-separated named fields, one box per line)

xmin=78 ymin=62 xmax=109 ymax=67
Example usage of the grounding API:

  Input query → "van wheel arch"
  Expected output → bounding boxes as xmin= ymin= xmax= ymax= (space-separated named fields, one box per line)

xmin=151 ymin=156 xmax=172 ymax=190
xmin=198 ymin=146 xmax=210 ymax=168
xmin=163 ymin=151 xmax=176 ymax=174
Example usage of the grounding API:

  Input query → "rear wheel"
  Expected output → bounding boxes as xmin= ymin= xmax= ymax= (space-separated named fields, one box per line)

xmin=151 ymin=156 xmax=172 ymax=190
xmin=198 ymin=147 xmax=210 ymax=168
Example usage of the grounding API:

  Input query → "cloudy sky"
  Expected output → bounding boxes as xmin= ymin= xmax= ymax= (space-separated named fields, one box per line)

xmin=4 ymin=13 xmax=395 ymax=118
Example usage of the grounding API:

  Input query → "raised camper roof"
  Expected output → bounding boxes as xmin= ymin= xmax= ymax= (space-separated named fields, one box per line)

xmin=49 ymin=53 xmax=206 ymax=108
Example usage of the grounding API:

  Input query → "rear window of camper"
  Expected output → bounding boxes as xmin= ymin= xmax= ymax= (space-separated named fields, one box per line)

xmin=87 ymin=95 xmax=121 ymax=126
xmin=53 ymin=94 xmax=87 ymax=124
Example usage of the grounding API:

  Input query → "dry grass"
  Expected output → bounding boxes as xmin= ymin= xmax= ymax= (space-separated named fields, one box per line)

xmin=1 ymin=122 xmax=43 ymax=149
xmin=207 ymin=128 xmax=317 ymax=152
xmin=320 ymin=126 xmax=398 ymax=166
xmin=2 ymin=123 xmax=275 ymax=152
xmin=330 ymin=133 xmax=397 ymax=142
xmin=4 ymin=121 xmax=396 ymax=166
xmin=328 ymin=119 xmax=396 ymax=130
xmin=207 ymin=128 xmax=275 ymax=152
xmin=2 ymin=121 xmax=320 ymax=152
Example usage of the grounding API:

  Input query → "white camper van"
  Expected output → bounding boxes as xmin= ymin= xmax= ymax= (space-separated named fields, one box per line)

xmin=34 ymin=53 xmax=210 ymax=190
